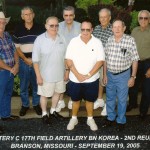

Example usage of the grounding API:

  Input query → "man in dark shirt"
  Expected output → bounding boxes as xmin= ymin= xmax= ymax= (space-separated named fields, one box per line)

xmin=13 ymin=6 xmax=45 ymax=116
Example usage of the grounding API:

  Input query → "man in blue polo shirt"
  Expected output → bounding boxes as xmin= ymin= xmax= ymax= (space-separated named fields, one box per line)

xmin=56 ymin=6 xmax=81 ymax=112
xmin=13 ymin=6 xmax=45 ymax=116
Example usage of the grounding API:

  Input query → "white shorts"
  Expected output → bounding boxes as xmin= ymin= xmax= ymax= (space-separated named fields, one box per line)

xmin=38 ymin=80 xmax=66 ymax=97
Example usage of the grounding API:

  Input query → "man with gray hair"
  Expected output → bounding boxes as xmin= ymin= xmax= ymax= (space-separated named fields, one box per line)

xmin=32 ymin=17 xmax=67 ymax=125
xmin=56 ymin=6 xmax=81 ymax=112
xmin=127 ymin=10 xmax=150 ymax=119
xmin=93 ymin=8 xmax=113 ymax=116
xmin=103 ymin=20 xmax=139 ymax=131
xmin=13 ymin=6 xmax=45 ymax=117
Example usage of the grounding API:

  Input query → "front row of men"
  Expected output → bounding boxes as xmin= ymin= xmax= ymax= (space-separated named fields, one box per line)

xmin=32 ymin=16 xmax=140 ymax=132
xmin=0 ymin=8 xmax=150 ymax=134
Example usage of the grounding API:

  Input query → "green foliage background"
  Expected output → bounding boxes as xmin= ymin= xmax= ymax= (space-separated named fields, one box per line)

xmin=75 ymin=0 xmax=98 ymax=11
xmin=130 ymin=11 xmax=139 ymax=31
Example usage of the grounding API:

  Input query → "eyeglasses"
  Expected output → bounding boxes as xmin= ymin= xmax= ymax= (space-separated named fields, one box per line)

xmin=48 ymin=24 xmax=59 ymax=28
xmin=139 ymin=17 xmax=149 ymax=20
xmin=81 ymin=29 xmax=91 ymax=32
xmin=64 ymin=14 xmax=74 ymax=17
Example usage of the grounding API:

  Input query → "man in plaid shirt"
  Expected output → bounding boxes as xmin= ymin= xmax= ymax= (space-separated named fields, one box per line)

xmin=102 ymin=20 xmax=139 ymax=131
xmin=93 ymin=8 xmax=113 ymax=116
xmin=0 ymin=12 xmax=19 ymax=134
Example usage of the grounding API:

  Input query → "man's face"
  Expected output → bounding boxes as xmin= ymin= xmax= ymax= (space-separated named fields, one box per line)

xmin=63 ymin=10 xmax=75 ymax=25
xmin=0 ymin=19 xmax=6 ymax=33
xmin=21 ymin=9 xmax=34 ymax=23
xmin=45 ymin=18 xmax=59 ymax=36
xmin=81 ymin=22 xmax=93 ymax=40
xmin=138 ymin=12 xmax=150 ymax=29
xmin=99 ymin=10 xmax=111 ymax=28
xmin=112 ymin=21 xmax=125 ymax=38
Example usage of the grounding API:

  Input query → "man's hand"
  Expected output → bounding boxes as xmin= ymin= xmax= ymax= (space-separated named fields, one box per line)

xmin=10 ymin=64 xmax=19 ymax=76
xmin=103 ymin=75 xmax=108 ymax=85
xmin=145 ymin=68 xmax=150 ymax=78
xmin=24 ymin=58 xmax=32 ymax=66
xmin=76 ymin=73 xmax=86 ymax=82
xmin=128 ymin=77 xmax=135 ymax=87
xmin=37 ymin=75 xmax=43 ymax=86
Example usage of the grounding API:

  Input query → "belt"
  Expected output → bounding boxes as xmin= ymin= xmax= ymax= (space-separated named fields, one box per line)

xmin=112 ymin=68 xmax=129 ymax=75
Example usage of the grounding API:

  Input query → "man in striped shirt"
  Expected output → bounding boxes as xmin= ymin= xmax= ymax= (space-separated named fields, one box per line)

xmin=13 ymin=6 xmax=45 ymax=116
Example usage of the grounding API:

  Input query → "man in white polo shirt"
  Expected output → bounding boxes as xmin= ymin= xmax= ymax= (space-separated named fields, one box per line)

xmin=65 ymin=19 xmax=105 ymax=131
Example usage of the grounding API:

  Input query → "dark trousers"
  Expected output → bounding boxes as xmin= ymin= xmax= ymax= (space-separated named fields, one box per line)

xmin=129 ymin=60 xmax=150 ymax=114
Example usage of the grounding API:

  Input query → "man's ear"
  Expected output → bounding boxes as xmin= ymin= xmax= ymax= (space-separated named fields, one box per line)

xmin=123 ymin=26 xmax=126 ymax=32
xmin=109 ymin=16 xmax=111 ymax=22
xmin=32 ymin=12 xmax=35 ymax=19
xmin=63 ymin=14 xmax=65 ymax=20
xmin=21 ymin=14 xmax=24 ymax=20
xmin=45 ymin=24 xmax=48 ymax=30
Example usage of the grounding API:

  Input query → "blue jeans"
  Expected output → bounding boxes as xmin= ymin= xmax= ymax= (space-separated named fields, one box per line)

xmin=0 ymin=70 xmax=14 ymax=118
xmin=106 ymin=69 xmax=130 ymax=124
xmin=19 ymin=59 xmax=40 ymax=107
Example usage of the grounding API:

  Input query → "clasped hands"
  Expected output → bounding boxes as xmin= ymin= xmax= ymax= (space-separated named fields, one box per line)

xmin=76 ymin=73 xmax=91 ymax=82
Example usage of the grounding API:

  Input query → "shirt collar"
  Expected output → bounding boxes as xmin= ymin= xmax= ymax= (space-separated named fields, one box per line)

xmin=64 ymin=21 xmax=75 ymax=30
xmin=45 ymin=31 xmax=60 ymax=40
xmin=99 ymin=23 xmax=112 ymax=30
xmin=112 ymin=34 xmax=126 ymax=43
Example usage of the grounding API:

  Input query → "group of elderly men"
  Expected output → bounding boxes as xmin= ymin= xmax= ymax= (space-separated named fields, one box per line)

xmin=0 ymin=5 xmax=150 ymax=134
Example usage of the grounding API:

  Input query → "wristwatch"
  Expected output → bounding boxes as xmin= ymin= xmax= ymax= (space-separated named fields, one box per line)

xmin=131 ymin=76 xmax=136 ymax=79
xmin=65 ymin=68 xmax=70 ymax=71
xmin=87 ymin=73 xmax=91 ymax=77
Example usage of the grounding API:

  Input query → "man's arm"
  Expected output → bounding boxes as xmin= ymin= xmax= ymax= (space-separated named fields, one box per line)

xmin=128 ymin=61 xmax=138 ymax=87
xmin=66 ymin=59 xmax=104 ymax=82
xmin=0 ymin=59 xmax=11 ymax=71
xmin=0 ymin=51 xmax=19 ymax=75
xmin=64 ymin=59 xmax=70 ymax=81
xmin=11 ymin=51 xmax=19 ymax=75
xmin=85 ymin=61 xmax=104 ymax=79
xmin=17 ymin=48 xmax=32 ymax=66
xmin=131 ymin=61 xmax=138 ymax=77
xmin=103 ymin=61 xmax=107 ymax=85
xmin=66 ymin=59 xmax=86 ymax=82
xmin=33 ymin=63 xmax=43 ymax=85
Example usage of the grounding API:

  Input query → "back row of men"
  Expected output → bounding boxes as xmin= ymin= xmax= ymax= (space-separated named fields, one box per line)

xmin=0 ymin=6 xmax=150 ymax=133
